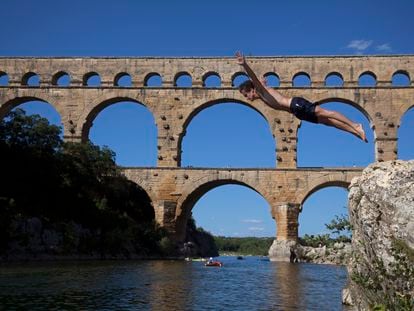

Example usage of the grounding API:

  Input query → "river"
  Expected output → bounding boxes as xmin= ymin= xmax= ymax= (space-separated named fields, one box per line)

xmin=0 ymin=256 xmax=351 ymax=310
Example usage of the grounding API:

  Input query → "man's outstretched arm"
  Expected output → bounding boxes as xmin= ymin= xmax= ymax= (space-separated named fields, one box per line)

xmin=235 ymin=51 xmax=292 ymax=109
xmin=235 ymin=51 xmax=266 ymax=93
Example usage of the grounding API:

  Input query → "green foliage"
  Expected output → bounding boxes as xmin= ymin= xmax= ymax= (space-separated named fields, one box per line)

xmin=325 ymin=213 xmax=352 ymax=236
xmin=0 ymin=109 xmax=163 ymax=257
xmin=299 ymin=208 xmax=352 ymax=247
xmin=214 ymin=236 xmax=274 ymax=256
xmin=351 ymin=239 xmax=414 ymax=310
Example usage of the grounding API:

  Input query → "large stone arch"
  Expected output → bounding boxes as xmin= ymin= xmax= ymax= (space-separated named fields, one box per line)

xmin=312 ymin=96 xmax=374 ymax=126
xmin=121 ymin=169 xmax=159 ymax=221
xmin=177 ymin=97 xmax=275 ymax=167
xmin=174 ymin=176 xmax=272 ymax=241
xmin=78 ymin=96 xmax=157 ymax=142
xmin=0 ymin=95 xmax=64 ymax=122
xmin=299 ymin=180 xmax=351 ymax=207
xmin=0 ymin=96 xmax=66 ymax=133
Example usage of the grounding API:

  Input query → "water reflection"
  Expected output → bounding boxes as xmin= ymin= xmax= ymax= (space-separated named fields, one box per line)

xmin=272 ymin=262 xmax=304 ymax=309
xmin=0 ymin=258 xmax=348 ymax=310
xmin=148 ymin=261 xmax=192 ymax=310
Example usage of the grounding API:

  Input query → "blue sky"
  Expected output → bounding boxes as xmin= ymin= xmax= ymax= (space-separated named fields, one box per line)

xmin=1 ymin=0 xmax=413 ymax=237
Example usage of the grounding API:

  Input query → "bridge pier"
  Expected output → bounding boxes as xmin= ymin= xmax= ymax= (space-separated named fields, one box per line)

xmin=269 ymin=203 xmax=301 ymax=262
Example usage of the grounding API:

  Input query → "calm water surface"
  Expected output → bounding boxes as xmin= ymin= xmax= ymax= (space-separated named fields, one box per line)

xmin=0 ymin=257 xmax=350 ymax=310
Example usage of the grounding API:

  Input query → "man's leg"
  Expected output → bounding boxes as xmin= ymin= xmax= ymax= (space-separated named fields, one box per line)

xmin=315 ymin=107 xmax=367 ymax=142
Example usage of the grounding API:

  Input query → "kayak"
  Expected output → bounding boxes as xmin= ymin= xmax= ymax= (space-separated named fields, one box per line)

xmin=205 ymin=261 xmax=223 ymax=267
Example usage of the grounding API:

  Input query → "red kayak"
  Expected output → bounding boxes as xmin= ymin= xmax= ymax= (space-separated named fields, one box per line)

xmin=205 ymin=261 xmax=223 ymax=267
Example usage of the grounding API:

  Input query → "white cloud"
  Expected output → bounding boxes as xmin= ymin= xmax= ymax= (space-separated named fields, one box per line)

xmin=376 ymin=43 xmax=392 ymax=52
xmin=248 ymin=227 xmax=265 ymax=231
xmin=347 ymin=40 xmax=373 ymax=51
xmin=242 ymin=219 xmax=263 ymax=224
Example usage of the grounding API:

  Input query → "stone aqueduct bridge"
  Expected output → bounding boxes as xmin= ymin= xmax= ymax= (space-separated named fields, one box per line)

xmin=1 ymin=55 xmax=413 ymax=243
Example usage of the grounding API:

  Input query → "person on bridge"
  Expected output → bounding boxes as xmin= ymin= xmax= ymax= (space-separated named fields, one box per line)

xmin=235 ymin=51 xmax=367 ymax=142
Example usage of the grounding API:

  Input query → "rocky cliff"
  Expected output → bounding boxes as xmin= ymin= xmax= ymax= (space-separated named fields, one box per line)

xmin=345 ymin=160 xmax=414 ymax=310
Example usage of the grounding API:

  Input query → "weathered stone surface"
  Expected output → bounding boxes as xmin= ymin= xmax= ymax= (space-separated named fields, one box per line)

xmin=346 ymin=160 xmax=414 ymax=309
xmin=268 ymin=239 xmax=298 ymax=262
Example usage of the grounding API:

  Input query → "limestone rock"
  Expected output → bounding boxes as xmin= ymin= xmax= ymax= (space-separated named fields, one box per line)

xmin=346 ymin=160 xmax=414 ymax=310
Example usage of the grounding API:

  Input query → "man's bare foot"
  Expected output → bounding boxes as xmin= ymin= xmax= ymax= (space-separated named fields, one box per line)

xmin=356 ymin=123 xmax=367 ymax=142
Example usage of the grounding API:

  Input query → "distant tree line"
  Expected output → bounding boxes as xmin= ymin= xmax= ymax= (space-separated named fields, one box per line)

xmin=0 ymin=109 xmax=166 ymax=258
xmin=214 ymin=236 xmax=274 ymax=256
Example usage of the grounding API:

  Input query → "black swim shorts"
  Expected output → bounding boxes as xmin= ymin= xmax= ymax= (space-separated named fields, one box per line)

xmin=290 ymin=97 xmax=318 ymax=123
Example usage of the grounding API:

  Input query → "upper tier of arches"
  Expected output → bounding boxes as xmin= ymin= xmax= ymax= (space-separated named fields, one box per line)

xmin=1 ymin=56 xmax=413 ymax=88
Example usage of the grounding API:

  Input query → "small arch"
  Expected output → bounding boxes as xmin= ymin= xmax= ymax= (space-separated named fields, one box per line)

xmin=232 ymin=72 xmax=249 ymax=87
xmin=203 ymin=72 xmax=221 ymax=88
xmin=0 ymin=71 xmax=8 ymax=86
xmin=174 ymin=72 xmax=192 ymax=87
xmin=83 ymin=72 xmax=101 ymax=87
xmin=22 ymin=72 xmax=40 ymax=86
xmin=293 ymin=72 xmax=311 ymax=87
xmin=264 ymin=72 xmax=280 ymax=87
xmin=358 ymin=71 xmax=377 ymax=87
xmin=325 ymin=72 xmax=344 ymax=87
xmin=52 ymin=71 xmax=71 ymax=86
xmin=392 ymin=70 xmax=410 ymax=86
xmin=144 ymin=72 xmax=162 ymax=87
xmin=114 ymin=72 xmax=132 ymax=87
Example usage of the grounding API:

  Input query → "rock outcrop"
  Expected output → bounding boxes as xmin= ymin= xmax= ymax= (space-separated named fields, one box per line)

xmin=345 ymin=160 xmax=414 ymax=310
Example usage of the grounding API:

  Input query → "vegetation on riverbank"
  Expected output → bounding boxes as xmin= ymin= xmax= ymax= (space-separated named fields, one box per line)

xmin=0 ymin=109 xmax=167 ymax=259
xmin=214 ymin=236 xmax=273 ymax=256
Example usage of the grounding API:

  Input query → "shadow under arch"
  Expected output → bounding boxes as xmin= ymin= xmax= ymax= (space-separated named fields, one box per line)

xmin=177 ymin=98 xmax=274 ymax=167
xmin=174 ymin=178 xmax=272 ymax=241
xmin=80 ymin=96 xmax=157 ymax=142
xmin=120 ymin=178 xmax=156 ymax=222
xmin=0 ymin=96 xmax=63 ymax=126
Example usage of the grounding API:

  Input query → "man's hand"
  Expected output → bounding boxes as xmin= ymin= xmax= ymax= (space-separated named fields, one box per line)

xmin=260 ymin=76 xmax=268 ymax=87
xmin=235 ymin=51 xmax=246 ymax=66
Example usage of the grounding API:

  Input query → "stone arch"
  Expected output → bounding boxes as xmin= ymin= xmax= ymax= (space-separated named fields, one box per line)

xmin=324 ymin=72 xmax=344 ymax=87
xmin=314 ymin=97 xmax=374 ymax=124
xmin=114 ymin=72 xmax=132 ymax=87
xmin=263 ymin=72 xmax=280 ymax=87
xmin=79 ymin=96 xmax=157 ymax=142
xmin=392 ymin=70 xmax=411 ymax=86
xmin=202 ymin=71 xmax=221 ymax=87
xmin=293 ymin=96 xmax=375 ymax=139
xmin=358 ymin=71 xmax=377 ymax=86
xmin=52 ymin=71 xmax=71 ymax=86
xmin=177 ymin=97 xmax=274 ymax=167
xmin=144 ymin=72 xmax=162 ymax=87
xmin=300 ymin=180 xmax=350 ymax=206
xmin=0 ymin=71 xmax=9 ymax=85
xmin=398 ymin=104 xmax=414 ymax=159
xmin=83 ymin=72 xmax=101 ymax=86
xmin=174 ymin=71 xmax=192 ymax=87
xmin=121 ymin=171 xmax=158 ymax=219
xmin=231 ymin=71 xmax=249 ymax=87
xmin=174 ymin=177 xmax=271 ymax=241
xmin=292 ymin=72 xmax=311 ymax=87
xmin=22 ymin=72 xmax=40 ymax=86
xmin=0 ymin=95 xmax=64 ymax=124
